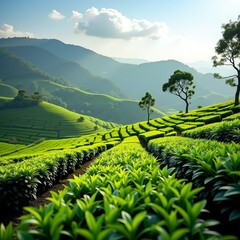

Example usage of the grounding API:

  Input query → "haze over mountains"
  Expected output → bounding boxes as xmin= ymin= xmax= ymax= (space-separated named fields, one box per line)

xmin=0 ymin=37 xmax=235 ymax=123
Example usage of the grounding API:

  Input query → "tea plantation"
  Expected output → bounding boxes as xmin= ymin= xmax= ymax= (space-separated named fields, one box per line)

xmin=0 ymin=99 xmax=240 ymax=239
xmin=0 ymin=100 xmax=119 ymax=145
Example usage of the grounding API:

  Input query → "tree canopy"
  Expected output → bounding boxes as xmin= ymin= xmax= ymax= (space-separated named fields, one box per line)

xmin=212 ymin=15 xmax=240 ymax=106
xmin=139 ymin=92 xmax=155 ymax=123
xmin=4 ymin=90 xmax=43 ymax=108
xmin=162 ymin=70 xmax=195 ymax=113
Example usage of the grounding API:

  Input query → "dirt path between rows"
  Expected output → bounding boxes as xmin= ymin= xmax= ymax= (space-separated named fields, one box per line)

xmin=5 ymin=158 xmax=95 ymax=227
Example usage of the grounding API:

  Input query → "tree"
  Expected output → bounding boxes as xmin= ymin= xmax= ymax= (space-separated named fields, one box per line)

xmin=162 ymin=70 xmax=195 ymax=113
xmin=139 ymin=92 xmax=155 ymax=123
xmin=32 ymin=92 xmax=43 ymax=102
xmin=3 ymin=89 xmax=43 ymax=108
xmin=16 ymin=89 xmax=27 ymax=99
xmin=212 ymin=15 xmax=240 ymax=106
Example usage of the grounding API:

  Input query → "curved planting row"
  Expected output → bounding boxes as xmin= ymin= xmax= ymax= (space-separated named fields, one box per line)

xmin=147 ymin=136 xmax=240 ymax=237
xmin=1 ymin=100 xmax=239 ymax=159
xmin=1 ymin=141 xmax=235 ymax=239
xmin=0 ymin=115 xmax=120 ymax=145
xmin=0 ymin=143 xmax=110 ymax=217
xmin=157 ymin=100 xmax=239 ymax=132
xmin=182 ymin=119 xmax=240 ymax=143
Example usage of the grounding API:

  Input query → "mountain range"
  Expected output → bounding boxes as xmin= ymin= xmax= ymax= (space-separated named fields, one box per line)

xmin=0 ymin=44 xmax=164 ymax=124
xmin=0 ymin=37 xmax=235 ymax=121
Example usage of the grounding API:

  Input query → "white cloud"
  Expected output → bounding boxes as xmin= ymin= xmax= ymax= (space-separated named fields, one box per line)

xmin=75 ymin=7 xmax=168 ymax=40
xmin=48 ymin=10 xmax=65 ymax=20
xmin=71 ymin=11 xmax=83 ymax=22
xmin=0 ymin=24 xmax=34 ymax=38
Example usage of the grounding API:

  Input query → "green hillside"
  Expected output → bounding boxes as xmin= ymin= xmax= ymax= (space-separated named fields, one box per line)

xmin=1 ymin=99 xmax=238 ymax=157
xmin=3 ymin=38 xmax=231 ymax=121
xmin=0 ymin=48 xmax=69 ymax=97
xmin=32 ymin=80 xmax=165 ymax=124
xmin=0 ymin=38 xmax=233 ymax=111
xmin=0 ymin=48 xmax=51 ymax=83
xmin=0 ymin=47 xmax=165 ymax=124
xmin=0 ymin=83 xmax=18 ymax=97
xmin=0 ymin=99 xmax=240 ymax=238
xmin=0 ymin=99 xmax=119 ymax=144
xmin=0 ymin=96 xmax=11 ymax=107
xmin=6 ymin=45 xmax=125 ymax=98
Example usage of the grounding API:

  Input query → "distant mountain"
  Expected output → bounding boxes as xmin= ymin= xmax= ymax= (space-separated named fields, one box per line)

xmin=112 ymin=57 xmax=149 ymax=65
xmin=0 ymin=37 xmax=235 ymax=113
xmin=6 ymin=45 xmax=125 ymax=98
xmin=0 ymin=47 xmax=68 ymax=101
xmin=188 ymin=61 xmax=236 ymax=76
xmin=0 ymin=47 xmax=51 ymax=84
xmin=104 ymin=60 xmax=235 ymax=111
xmin=0 ymin=48 xmax=164 ymax=124
xmin=0 ymin=37 xmax=121 ymax=77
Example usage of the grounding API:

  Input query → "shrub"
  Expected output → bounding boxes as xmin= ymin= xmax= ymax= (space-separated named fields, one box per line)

xmin=182 ymin=119 xmax=240 ymax=143
xmin=0 ymin=143 xmax=109 ymax=215
xmin=78 ymin=116 xmax=85 ymax=122
xmin=15 ymin=143 xmax=225 ymax=239
xmin=223 ymin=112 xmax=240 ymax=121
xmin=197 ymin=115 xmax=221 ymax=124
xmin=217 ymin=110 xmax=233 ymax=118
xmin=148 ymin=136 xmax=240 ymax=231
xmin=139 ymin=130 xmax=165 ymax=142
xmin=175 ymin=124 xmax=196 ymax=132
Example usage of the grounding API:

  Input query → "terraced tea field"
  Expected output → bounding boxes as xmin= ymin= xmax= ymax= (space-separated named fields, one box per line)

xmin=1 ymin=99 xmax=240 ymax=239
xmin=0 ymin=101 xmax=119 ymax=144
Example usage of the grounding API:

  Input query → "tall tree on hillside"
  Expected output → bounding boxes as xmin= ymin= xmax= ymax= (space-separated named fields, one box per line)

xmin=139 ymin=92 xmax=155 ymax=124
xmin=162 ymin=70 xmax=195 ymax=113
xmin=212 ymin=15 xmax=240 ymax=106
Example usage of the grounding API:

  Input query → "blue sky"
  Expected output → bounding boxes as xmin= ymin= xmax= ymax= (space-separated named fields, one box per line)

xmin=0 ymin=0 xmax=240 ymax=63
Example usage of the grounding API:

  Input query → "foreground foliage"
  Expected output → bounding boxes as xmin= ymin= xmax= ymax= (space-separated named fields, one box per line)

xmin=5 ymin=142 xmax=233 ymax=239
xmin=0 ymin=143 xmax=108 ymax=216
xmin=148 ymin=136 xmax=240 ymax=236
xmin=182 ymin=119 xmax=240 ymax=143
xmin=0 ymin=99 xmax=240 ymax=239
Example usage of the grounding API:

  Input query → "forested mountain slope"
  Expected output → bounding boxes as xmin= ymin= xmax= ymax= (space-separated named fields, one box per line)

xmin=0 ymin=37 xmax=234 ymax=112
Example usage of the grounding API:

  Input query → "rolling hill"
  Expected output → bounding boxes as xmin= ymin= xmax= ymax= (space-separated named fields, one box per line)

xmin=5 ymin=45 xmax=125 ymax=98
xmin=15 ymin=79 xmax=165 ymax=124
xmin=0 ymin=47 xmax=51 ymax=84
xmin=0 ymin=98 xmax=239 ymax=238
xmin=0 ymin=48 xmax=164 ymax=123
xmin=0 ymin=99 xmax=120 ymax=144
xmin=0 ymin=83 xmax=18 ymax=97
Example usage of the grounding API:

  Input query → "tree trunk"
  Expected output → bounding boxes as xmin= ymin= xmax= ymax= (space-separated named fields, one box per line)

xmin=234 ymin=75 xmax=240 ymax=106
xmin=185 ymin=100 xmax=189 ymax=113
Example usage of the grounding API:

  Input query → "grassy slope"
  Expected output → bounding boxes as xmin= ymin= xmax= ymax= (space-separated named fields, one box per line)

xmin=0 ymin=96 xmax=11 ymax=107
xmin=0 ymin=99 xmax=239 ymax=239
xmin=0 ymin=83 xmax=18 ymax=97
xmin=36 ymin=80 xmax=165 ymax=124
xmin=0 ymin=100 xmax=120 ymax=144
xmin=0 ymin=99 xmax=239 ymax=158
